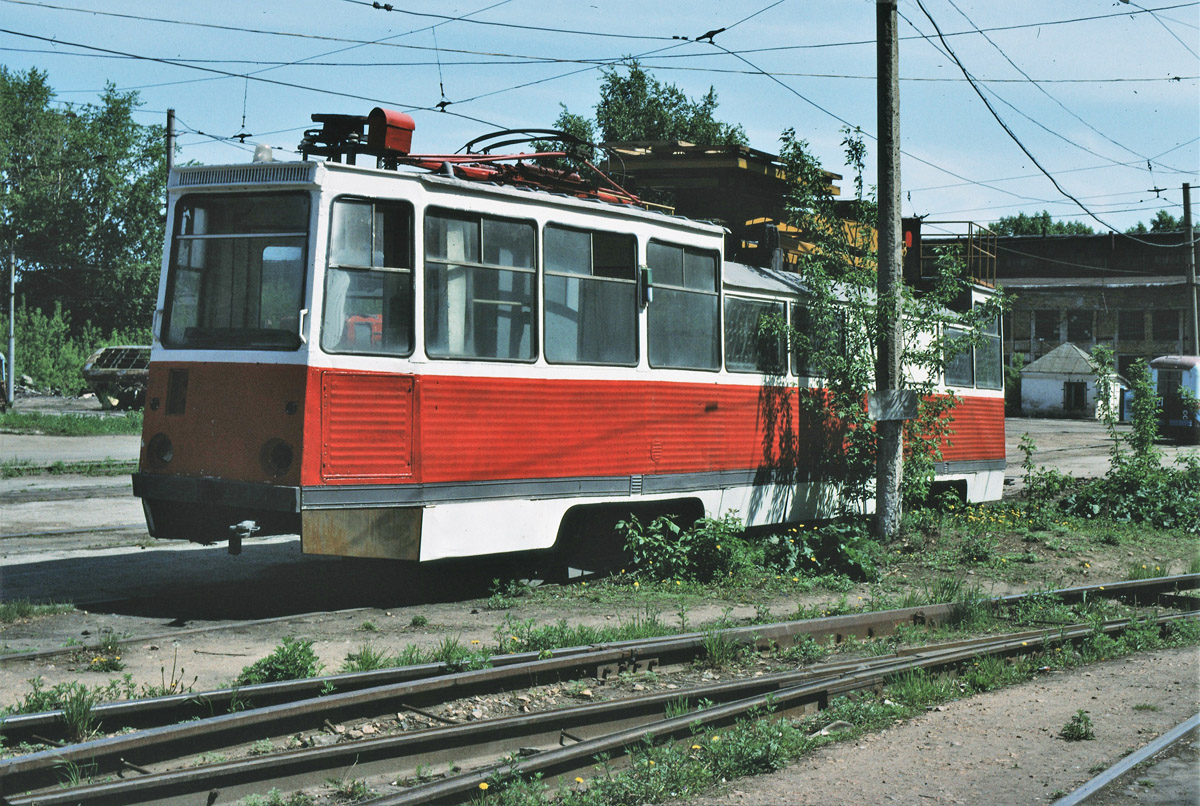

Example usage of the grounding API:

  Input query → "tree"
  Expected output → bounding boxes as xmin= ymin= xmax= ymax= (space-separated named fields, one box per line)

xmin=990 ymin=210 xmax=1093 ymax=236
xmin=0 ymin=68 xmax=167 ymax=339
xmin=592 ymin=60 xmax=746 ymax=145
xmin=1126 ymin=209 xmax=1182 ymax=234
xmin=780 ymin=128 xmax=1006 ymax=516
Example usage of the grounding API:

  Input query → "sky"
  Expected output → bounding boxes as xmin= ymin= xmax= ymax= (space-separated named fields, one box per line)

xmin=2 ymin=0 xmax=1198 ymax=237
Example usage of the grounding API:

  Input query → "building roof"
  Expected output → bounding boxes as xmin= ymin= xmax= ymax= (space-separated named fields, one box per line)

xmin=1021 ymin=342 xmax=1098 ymax=377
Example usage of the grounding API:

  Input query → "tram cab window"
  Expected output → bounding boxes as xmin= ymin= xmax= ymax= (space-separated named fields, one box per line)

xmin=544 ymin=225 xmax=637 ymax=365
xmin=425 ymin=210 xmax=536 ymax=361
xmin=976 ymin=315 xmax=1003 ymax=390
xmin=944 ymin=326 xmax=974 ymax=387
xmin=321 ymin=199 xmax=414 ymax=356
xmin=647 ymin=241 xmax=720 ymax=370
xmin=164 ymin=192 xmax=309 ymax=350
xmin=724 ymin=297 xmax=786 ymax=374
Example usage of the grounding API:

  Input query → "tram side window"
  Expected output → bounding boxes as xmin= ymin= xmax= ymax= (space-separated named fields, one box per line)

xmin=544 ymin=225 xmax=636 ymax=365
xmin=322 ymin=199 xmax=414 ymax=356
xmin=425 ymin=210 xmax=535 ymax=361
xmin=944 ymin=326 xmax=975 ymax=387
xmin=647 ymin=241 xmax=720 ymax=370
xmin=725 ymin=297 xmax=786 ymax=374
xmin=789 ymin=303 xmax=843 ymax=377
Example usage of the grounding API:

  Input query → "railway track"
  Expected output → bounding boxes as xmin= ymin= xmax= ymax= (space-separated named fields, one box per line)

xmin=0 ymin=576 xmax=1194 ymax=805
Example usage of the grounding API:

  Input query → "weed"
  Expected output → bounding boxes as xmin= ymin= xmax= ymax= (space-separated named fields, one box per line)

xmin=410 ymin=614 xmax=429 ymax=628
xmin=701 ymin=629 xmax=740 ymax=669
xmin=0 ymin=600 xmax=74 ymax=624
xmin=359 ymin=621 xmax=378 ymax=633
xmin=340 ymin=644 xmax=395 ymax=673
xmin=1132 ymin=703 xmax=1160 ymax=712
xmin=0 ymin=410 xmax=143 ymax=437
xmin=249 ymin=739 xmax=275 ymax=756
xmin=1060 ymin=709 xmax=1095 ymax=741
xmin=326 ymin=775 xmax=376 ymax=802
xmin=140 ymin=649 xmax=197 ymax=698
xmin=236 ymin=788 xmax=314 ymax=806
xmin=235 ymin=637 xmax=323 ymax=686
xmin=59 ymin=683 xmax=101 ymax=742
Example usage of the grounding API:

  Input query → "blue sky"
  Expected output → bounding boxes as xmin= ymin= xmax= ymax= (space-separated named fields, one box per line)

xmin=3 ymin=0 xmax=1197 ymax=235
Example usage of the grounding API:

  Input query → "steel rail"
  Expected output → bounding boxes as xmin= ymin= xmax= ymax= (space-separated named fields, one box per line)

xmin=12 ymin=612 xmax=1193 ymax=806
xmin=1049 ymin=712 xmax=1200 ymax=806
xmin=1 ymin=576 xmax=1195 ymax=757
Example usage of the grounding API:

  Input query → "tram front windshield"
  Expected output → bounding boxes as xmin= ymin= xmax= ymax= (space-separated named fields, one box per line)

xmin=163 ymin=192 xmax=309 ymax=350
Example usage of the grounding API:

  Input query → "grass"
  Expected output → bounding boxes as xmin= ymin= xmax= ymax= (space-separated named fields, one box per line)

xmin=0 ymin=410 xmax=142 ymax=436
xmin=0 ymin=600 xmax=74 ymax=623
xmin=0 ymin=458 xmax=137 ymax=478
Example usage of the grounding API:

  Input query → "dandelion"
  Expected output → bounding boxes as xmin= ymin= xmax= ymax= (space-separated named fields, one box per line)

xmin=575 ymin=777 xmax=585 ymax=784
xmin=716 ymin=544 xmax=722 ymax=549
xmin=691 ymin=744 xmax=702 ymax=750
xmin=649 ymin=760 xmax=655 ymax=766
xmin=1021 ymin=642 xmax=1028 ymax=646
xmin=676 ymin=580 xmax=681 ymax=586
xmin=811 ymin=557 xmax=817 ymax=562
xmin=1084 ymin=563 xmax=1091 ymax=568
xmin=792 ymin=577 xmax=799 ymax=582
xmin=479 ymin=782 xmax=489 ymax=791
xmin=634 ymin=581 xmax=640 ymax=588
xmin=712 ymin=735 xmax=721 ymax=742
xmin=470 ymin=639 xmax=480 ymax=645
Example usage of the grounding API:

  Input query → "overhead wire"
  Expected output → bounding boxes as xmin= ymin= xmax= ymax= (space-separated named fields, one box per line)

xmin=1124 ymin=0 xmax=1199 ymax=57
xmin=909 ymin=0 xmax=1197 ymax=247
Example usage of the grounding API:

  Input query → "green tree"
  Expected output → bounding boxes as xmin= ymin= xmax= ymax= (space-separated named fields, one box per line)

xmin=780 ymin=128 xmax=1006 ymax=517
xmin=990 ymin=210 xmax=1093 ymax=236
xmin=1126 ymin=209 xmax=1182 ymax=234
xmin=0 ymin=68 xmax=167 ymax=339
xmin=592 ymin=60 xmax=746 ymax=145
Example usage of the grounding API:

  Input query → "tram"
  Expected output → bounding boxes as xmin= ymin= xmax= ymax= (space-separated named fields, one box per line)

xmin=1150 ymin=355 xmax=1200 ymax=444
xmin=132 ymin=109 xmax=1005 ymax=561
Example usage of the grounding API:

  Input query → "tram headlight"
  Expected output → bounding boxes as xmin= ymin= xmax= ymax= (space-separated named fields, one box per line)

xmin=147 ymin=432 xmax=174 ymax=465
xmin=261 ymin=438 xmax=294 ymax=477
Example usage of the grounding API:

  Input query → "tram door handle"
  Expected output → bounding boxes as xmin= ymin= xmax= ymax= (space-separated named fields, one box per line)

xmin=639 ymin=265 xmax=653 ymax=308
xmin=298 ymin=309 xmax=309 ymax=344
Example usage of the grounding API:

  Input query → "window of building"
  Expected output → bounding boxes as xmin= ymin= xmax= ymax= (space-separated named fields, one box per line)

xmin=1152 ymin=309 xmax=1180 ymax=342
xmin=1117 ymin=310 xmax=1144 ymax=343
xmin=1066 ymin=310 xmax=1093 ymax=343
xmin=724 ymin=297 xmax=786 ymax=373
xmin=543 ymin=225 xmax=637 ymax=365
xmin=646 ymin=241 xmax=720 ymax=370
xmin=322 ymin=199 xmax=413 ymax=356
xmin=1064 ymin=381 xmax=1087 ymax=411
xmin=1034 ymin=309 xmax=1058 ymax=342
xmin=424 ymin=210 xmax=536 ymax=361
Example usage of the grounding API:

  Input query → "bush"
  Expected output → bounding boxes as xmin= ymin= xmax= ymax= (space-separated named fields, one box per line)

xmin=763 ymin=520 xmax=879 ymax=581
xmin=618 ymin=513 xmax=752 ymax=583
xmin=235 ymin=637 xmax=323 ymax=685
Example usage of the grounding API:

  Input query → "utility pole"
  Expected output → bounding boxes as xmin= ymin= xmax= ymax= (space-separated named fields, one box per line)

xmin=874 ymin=0 xmax=904 ymax=538
xmin=6 ymin=243 xmax=14 ymax=407
xmin=1184 ymin=183 xmax=1198 ymax=356
xmin=166 ymin=109 xmax=176 ymax=193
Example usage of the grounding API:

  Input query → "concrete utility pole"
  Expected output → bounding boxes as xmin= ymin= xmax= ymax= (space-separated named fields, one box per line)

xmin=6 ymin=243 xmax=14 ymax=407
xmin=1184 ymin=183 xmax=1198 ymax=356
xmin=874 ymin=0 xmax=904 ymax=538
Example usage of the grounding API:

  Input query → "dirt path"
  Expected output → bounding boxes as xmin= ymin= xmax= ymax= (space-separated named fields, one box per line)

xmin=678 ymin=647 xmax=1199 ymax=806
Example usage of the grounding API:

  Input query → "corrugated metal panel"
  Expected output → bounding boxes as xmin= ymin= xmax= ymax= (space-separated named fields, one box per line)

xmin=940 ymin=396 xmax=1005 ymax=461
xmin=321 ymin=373 xmax=414 ymax=480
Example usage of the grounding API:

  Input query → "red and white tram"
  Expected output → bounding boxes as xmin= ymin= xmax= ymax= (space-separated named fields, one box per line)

xmin=133 ymin=110 xmax=1005 ymax=561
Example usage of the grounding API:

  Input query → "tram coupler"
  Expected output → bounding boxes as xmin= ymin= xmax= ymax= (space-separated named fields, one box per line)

xmin=228 ymin=520 xmax=261 ymax=555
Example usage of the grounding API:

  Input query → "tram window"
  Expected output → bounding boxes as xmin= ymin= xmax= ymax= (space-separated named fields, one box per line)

xmin=789 ymin=303 xmax=842 ymax=377
xmin=976 ymin=315 xmax=1003 ymax=390
xmin=322 ymin=199 xmax=414 ymax=356
xmin=425 ymin=209 xmax=536 ymax=361
xmin=164 ymin=192 xmax=309 ymax=350
xmin=944 ymin=326 xmax=975 ymax=387
xmin=647 ymin=241 xmax=720 ymax=370
xmin=544 ymin=225 xmax=636 ymax=365
xmin=725 ymin=297 xmax=785 ymax=374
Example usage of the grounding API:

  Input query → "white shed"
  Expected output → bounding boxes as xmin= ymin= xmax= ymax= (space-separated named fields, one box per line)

xmin=1019 ymin=342 xmax=1124 ymax=418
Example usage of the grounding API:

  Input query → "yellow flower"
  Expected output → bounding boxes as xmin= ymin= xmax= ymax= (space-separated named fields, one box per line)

xmin=691 ymin=744 xmax=702 ymax=750
xmin=712 ymin=735 xmax=721 ymax=742
xmin=634 ymin=581 xmax=640 ymax=588
xmin=1021 ymin=642 xmax=1028 ymax=646
xmin=575 ymin=777 xmax=585 ymax=784
xmin=810 ymin=556 xmax=817 ymax=562
xmin=792 ymin=577 xmax=799 ymax=582
xmin=676 ymin=580 xmax=681 ymax=586
xmin=649 ymin=760 xmax=655 ymax=766
xmin=716 ymin=544 xmax=722 ymax=549
xmin=479 ymin=782 xmax=489 ymax=791
xmin=470 ymin=639 xmax=480 ymax=645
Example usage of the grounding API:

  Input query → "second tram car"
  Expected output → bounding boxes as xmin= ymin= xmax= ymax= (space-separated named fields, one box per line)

xmin=133 ymin=110 xmax=1005 ymax=561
